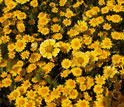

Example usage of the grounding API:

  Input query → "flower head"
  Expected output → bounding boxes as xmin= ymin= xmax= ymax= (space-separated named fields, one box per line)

xmin=39 ymin=39 xmax=60 ymax=59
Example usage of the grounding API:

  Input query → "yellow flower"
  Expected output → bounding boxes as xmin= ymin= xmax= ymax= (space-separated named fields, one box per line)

xmin=61 ymin=69 xmax=71 ymax=78
xmin=52 ymin=7 xmax=58 ymax=13
xmin=51 ymin=88 xmax=60 ymax=99
xmin=95 ymin=75 xmax=105 ymax=85
xmin=27 ymin=63 xmax=37 ymax=73
xmin=65 ymin=10 xmax=74 ymax=18
xmin=65 ymin=79 xmax=76 ymax=89
xmin=1 ymin=35 xmax=10 ymax=43
xmin=73 ymin=52 xmax=89 ymax=67
xmin=60 ymin=11 xmax=65 ymax=16
xmin=49 ymin=2 xmax=55 ymax=7
xmin=112 ymin=54 xmax=122 ymax=64
xmin=6 ymin=1 xmax=17 ymax=10
xmin=98 ymin=0 xmax=105 ymax=5
xmin=38 ymin=12 xmax=47 ymax=18
xmin=51 ymin=24 xmax=61 ymax=32
xmin=111 ymin=31 xmax=121 ymax=40
xmin=113 ymin=4 xmax=123 ymax=12
xmin=95 ymin=99 xmax=105 ymax=107
xmin=59 ymin=0 xmax=67 ymax=6
xmin=80 ymin=84 xmax=86 ymax=91
xmin=101 ymin=6 xmax=109 ymax=14
xmin=45 ymin=95 xmax=54 ymax=103
xmin=69 ymin=89 xmax=78 ymax=99
xmin=39 ymin=39 xmax=60 ymax=59
xmin=71 ymin=38 xmax=81 ymax=50
xmin=30 ymin=0 xmax=38 ymax=7
xmin=76 ymin=76 xmax=86 ymax=84
xmin=29 ymin=53 xmax=41 ymax=63
xmin=1 ymin=72 xmax=7 ymax=78
xmin=61 ymin=59 xmax=71 ymax=69
xmin=26 ymin=90 xmax=36 ymax=99
xmin=71 ymin=67 xmax=82 ymax=76
xmin=10 ymin=89 xmax=20 ymax=100
xmin=3 ymin=27 xmax=12 ymax=34
xmin=60 ymin=42 xmax=71 ymax=53
xmin=15 ymin=96 xmax=28 ymax=107
xmin=85 ymin=10 xmax=94 ymax=18
xmin=67 ymin=29 xmax=79 ymax=38
xmin=89 ymin=18 xmax=98 ymax=27
xmin=26 ymin=100 xmax=35 ymax=107
xmin=111 ymin=14 xmax=122 ymax=23
xmin=15 ymin=40 xmax=26 ymax=52
xmin=52 ymin=33 xmax=63 ymax=40
xmin=0 ymin=59 xmax=7 ymax=67
xmin=86 ymin=77 xmax=94 ymax=90
xmin=22 ymin=80 xmax=31 ymax=89
xmin=97 ymin=16 xmax=104 ymax=24
xmin=38 ymin=17 xmax=49 ymax=25
xmin=15 ymin=0 xmax=30 ymax=4
xmin=17 ymin=23 xmax=25 ymax=32
xmin=8 ymin=43 xmax=15 ymax=52
xmin=84 ymin=92 xmax=92 ymax=101
xmin=17 ymin=12 xmax=27 ymax=20
xmin=86 ymin=51 xmax=98 ymax=62
xmin=61 ymin=98 xmax=72 ymax=107
xmin=117 ymin=0 xmax=124 ymax=4
xmin=40 ymin=27 xmax=49 ymax=35
xmin=76 ymin=99 xmax=89 ymax=107
xmin=101 ymin=38 xmax=112 ymax=49
xmin=93 ymin=85 xmax=103 ymax=94
xmin=52 ymin=17 xmax=59 ymax=23
xmin=30 ymin=42 xmax=38 ymax=51
xmin=73 ymin=2 xmax=80 ymax=8
xmin=0 ymin=0 xmax=3 ymax=4
xmin=17 ymin=86 xmax=27 ymax=94
xmin=103 ymin=23 xmax=111 ymax=30
xmin=63 ymin=19 xmax=71 ymax=26
xmin=10 ymin=65 xmax=22 ymax=76
xmin=38 ymin=86 xmax=49 ymax=97
xmin=46 ymin=103 xmax=56 ymax=107
xmin=8 ymin=51 xmax=16 ymax=59
xmin=75 ymin=20 xmax=88 ymax=32
xmin=83 ymin=36 xmax=92 ymax=46
xmin=2 ymin=78 xmax=12 ymax=87
xmin=16 ymin=34 xmax=22 ymax=40
xmin=21 ymin=50 xmax=30 ymax=60
xmin=103 ymin=66 xmax=117 ymax=78
xmin=17 ymin=60 xmax=24 ymax=67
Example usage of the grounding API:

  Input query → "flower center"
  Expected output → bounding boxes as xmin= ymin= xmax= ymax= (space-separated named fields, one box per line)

xmin=77 ymin=57 xmax=84 ymax=64
xmin=18 ymin=99 xmax=25 ymax=105
xmin=46 ymin=45 xmax=53 ymax=53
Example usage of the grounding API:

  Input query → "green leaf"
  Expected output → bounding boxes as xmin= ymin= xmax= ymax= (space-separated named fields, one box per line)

xmin=100 ymin=35 xmax=104 ymax=42
xmin=0 ymin=67 xmax=3 ymax=73
xmin=9 ymin=84 xmax=14 ymax=91
xmin=52 ymin=81 xmax=58 ymax=88
xmin=7 ymin=61 xmax=12 ymax=70
xmin=36 ymin=73 xmax=42 ymax=82
xmin=46 ymin=77 xmax=52 ymax=84
xmin=39 ymin=69 xmax=45 ymax=76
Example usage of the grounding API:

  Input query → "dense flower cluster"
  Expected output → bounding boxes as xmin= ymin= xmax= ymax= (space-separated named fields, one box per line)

xmin=0 ymin=0 xmax=124 ymax=107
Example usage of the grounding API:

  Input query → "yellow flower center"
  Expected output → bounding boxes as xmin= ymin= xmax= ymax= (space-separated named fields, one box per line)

xmin=17 ymin=42 xmax=23 ymax=47
xmin=46 ymin=45 xmax=53 ymax=53
xmin=18 ymin=99 xmax=25 ymax=105
xmin=77 ymin=57 xmax=84 ymax=64
xmin=41 ymin=88 xmax=47 ymax=94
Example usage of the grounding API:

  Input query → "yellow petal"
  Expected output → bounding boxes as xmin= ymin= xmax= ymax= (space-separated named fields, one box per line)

xmin=47 ymin=53 xmax=52 ymax=59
